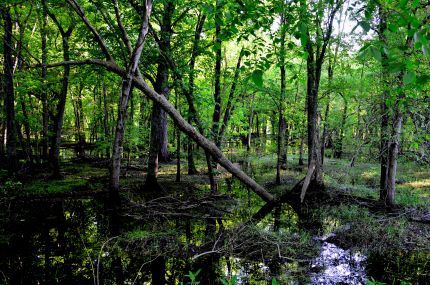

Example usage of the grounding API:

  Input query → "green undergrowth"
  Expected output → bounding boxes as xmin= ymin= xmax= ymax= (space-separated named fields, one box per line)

xmin=0 ymin=162 xmax=107 ymax=196
xmin=23 ymin=177 xmax=88 ymax=195
xmin=323 ymin=158 xmax=430 ymax=207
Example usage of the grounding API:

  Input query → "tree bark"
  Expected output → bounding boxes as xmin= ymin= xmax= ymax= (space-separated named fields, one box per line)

xmin=146 ymin=0 xmax=174 ymax=186
xmin=334 ymin=94 xmax=347 ymax=159
xmin=40 ymin=5 xmax=49 ymax=161
xmin=276 ymin=14 xmax=287 ymax=185
xmin=247 ymin=93 xmax=255 ymax=151
xmin=217 ymin=49 xmax=243 ymax=147
xmin=2 ymin=7 xmax=17 ymax=173
xmin=211 ymin=0 xmax=222 ymax=157
xmin=378 ymin=5 xmax=389 ymax=199
xmin=186 ymin=14 xmax=206 ymax=175
xmin=110 ymin=0 xmax=153 ymax=192
xmin=384 ymin=107 xmax=402 ymax=206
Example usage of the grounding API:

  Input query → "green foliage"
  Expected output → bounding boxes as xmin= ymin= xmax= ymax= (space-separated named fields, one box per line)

xmin=23 ymin=178 xmax=87 ymax=195
xmin=0 ymin=180 xmax=23 ymax=195
xmin=182 ymin=269 xmax=201 ymax=285
xmin=220 ymin=275 xmax=237 ymax=285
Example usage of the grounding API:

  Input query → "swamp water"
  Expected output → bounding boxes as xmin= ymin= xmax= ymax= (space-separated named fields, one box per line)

xmin=0 ymin=157 xmax=428 ymax=284
xmin=1 ymin=192 xmax=428 ymax=284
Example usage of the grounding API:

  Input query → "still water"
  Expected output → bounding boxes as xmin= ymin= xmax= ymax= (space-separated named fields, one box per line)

xmin=1 ymin=192 xmax=428 ymax=285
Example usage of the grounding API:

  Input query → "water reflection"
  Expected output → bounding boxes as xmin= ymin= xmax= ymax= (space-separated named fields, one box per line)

xmin=310 ymin=242 xmax=367 ymax=285
xmin=0 ymin=182 xmax=428 ymax=284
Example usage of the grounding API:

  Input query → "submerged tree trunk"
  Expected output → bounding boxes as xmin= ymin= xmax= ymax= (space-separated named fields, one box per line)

xmin=3 ymin=7 xmax=17 ymax=173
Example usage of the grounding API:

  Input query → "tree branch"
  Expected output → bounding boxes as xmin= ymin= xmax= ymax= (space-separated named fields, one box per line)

xmin=65 ymin=0 xmax=114 ymax=61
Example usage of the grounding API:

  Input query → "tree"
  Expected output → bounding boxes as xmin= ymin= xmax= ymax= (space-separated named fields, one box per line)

xmin=298 ymin=0 xmax=343 ymax=198
xmin=2 ymin=5 xmax=17 ymax=173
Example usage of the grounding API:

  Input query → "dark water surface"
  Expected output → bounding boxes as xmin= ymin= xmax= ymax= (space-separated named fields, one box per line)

xmin=1 ymin=193 xmax=429 ymax=285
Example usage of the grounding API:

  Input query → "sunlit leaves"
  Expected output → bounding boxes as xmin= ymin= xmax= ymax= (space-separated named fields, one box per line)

xmin=403 ymin=71 xmax=416 ymax=85
xmin=370 ymin=46 xmax=382 ymax=62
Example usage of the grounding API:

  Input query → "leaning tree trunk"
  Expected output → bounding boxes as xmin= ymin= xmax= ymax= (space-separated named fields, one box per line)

xmin=110 ymin=0 xmax=153 ymax=192
xmin=3 ymin=7 xmax=17 ymax=173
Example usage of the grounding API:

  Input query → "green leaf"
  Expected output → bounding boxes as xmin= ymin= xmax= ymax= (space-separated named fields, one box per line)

xmin=399 ymin=0 xmax=408 ymax=8
xmin=251 ymin=69 xmax=264 ymax=87
xmin=388 ymin=62 xmax=404 ymax=73
xmin=360 ymin=21 xmax=371 ymax=32
xmin=370 ymin=46 xmax=382 ymax=62
xmin=403 ymin=71 xmax=416 ymax=85
xmin=416 ymin=75 xmax=430 ymax=85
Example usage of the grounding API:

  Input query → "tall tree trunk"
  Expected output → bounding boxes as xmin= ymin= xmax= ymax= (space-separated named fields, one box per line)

xmin=175 ymin=91 xmax=181 ymax=182
xmin=378 ymin=5 xmax=389 ymax=199
xmin=111 ymin=0 xmax=152 ymax=192
xmin=384 ymin=107 xmax=402 ymax=206
xmin=283 ymin=124 xmax=289 ymax=169
xmin=50 ymin=34 xmax=71 ymax=178
xmin=16 ymin=22 xmax=33 ymax=166
xmin=306 ymin=54 xmax=323 ymax=186
xmin=186 ymin=14 xmax=206 ymax=175
xmin=146 ymin=0 xmax=174 ymax=186
xmin=299 ymin=128 xmax=305 ymax=166
xmin=40 ymin=6 xmax=49 ymax=161
xmin=321 ymin=100 xmax=329 ymax=163
xmin=217 ymin=49 xmax=243 ymax=147
xmin=2 ymin=7 xmax=17 ymax=173
xmin=247 ymin=93 xmax=255 ymax=151
xmin=73 ymin=85 xmax=85 ymax=157
xmin=44 ymin=2 xmax=75 ymax=178
xmin=276 ymin=115 xmax=286 ymax=185
xmin=103 ymin=81 xmax=111 ymax=158
xmin=210 ymin=0 xmax=222 ymax=169
xmin=187 ymin=114 xmax=198 ymax=174
xmin=276 ymin=14 xmax=287 ymax=185
xmin=334 ymin=94 xmax=347 ymax=159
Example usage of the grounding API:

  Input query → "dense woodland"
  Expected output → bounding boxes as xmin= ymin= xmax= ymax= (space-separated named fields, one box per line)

xmin=0 ymin=0 xmax=430 ymax=284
